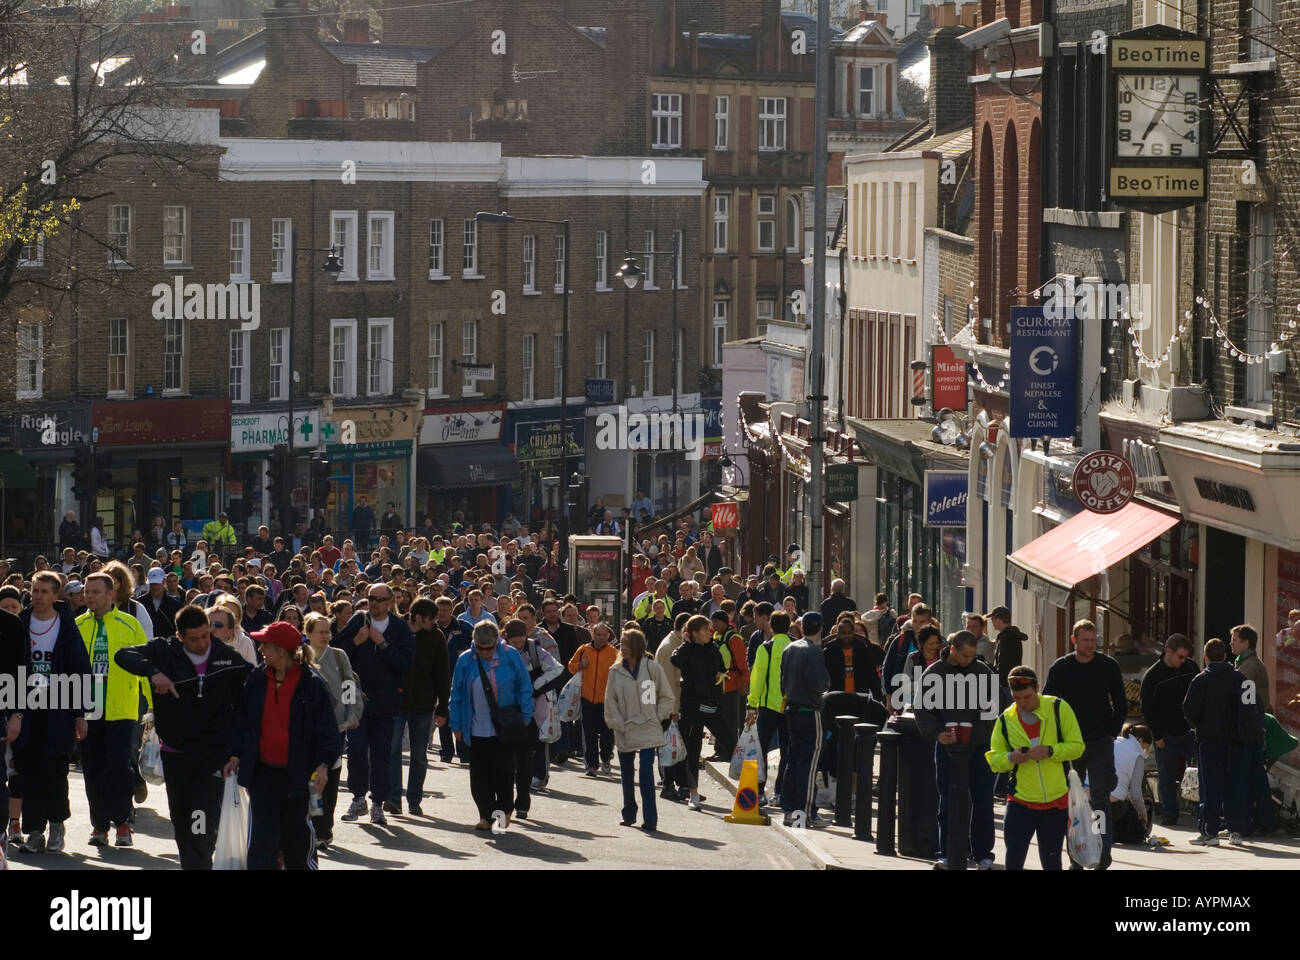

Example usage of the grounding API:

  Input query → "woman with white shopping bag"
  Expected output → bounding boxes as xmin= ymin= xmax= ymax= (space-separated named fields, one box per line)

xmin=503 ymin=619 xmax=563 ymax=819
xmin=305 ymin=613 xmax=363 ymax=851
xmin=984 ymin=666 xmax=1086 ymax=869
xmin=604 ymin=628 xmax=675 ymax=832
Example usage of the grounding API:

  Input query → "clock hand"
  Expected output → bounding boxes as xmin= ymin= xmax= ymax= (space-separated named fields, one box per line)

xmin=1142 ymin=85 xmax=1176 ymax=140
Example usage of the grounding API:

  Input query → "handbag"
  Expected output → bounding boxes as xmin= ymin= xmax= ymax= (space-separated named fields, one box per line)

xmin=476 ymin=656 xmax=529 ymax=743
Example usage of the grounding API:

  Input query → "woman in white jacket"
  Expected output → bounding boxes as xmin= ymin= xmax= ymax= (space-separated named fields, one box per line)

xmin=604 ymin=628 xmax=676 ymax=832
xmin=503 ymin=619 xmax=563 ymax=818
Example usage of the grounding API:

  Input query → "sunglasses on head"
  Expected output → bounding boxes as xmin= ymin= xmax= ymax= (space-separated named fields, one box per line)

xmin=208 ymin=619 xmax=230 ymax=629
xmin=1008 ymin=677 xmax=1036 ymax=691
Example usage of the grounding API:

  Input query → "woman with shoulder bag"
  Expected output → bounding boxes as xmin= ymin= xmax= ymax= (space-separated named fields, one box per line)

xmin=305 ymin=613 xmax=363 ymax=851
xmin=605 ymin=628 xmax=676 ymax=831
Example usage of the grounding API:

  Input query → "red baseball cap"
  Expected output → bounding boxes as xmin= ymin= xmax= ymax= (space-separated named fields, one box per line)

xmin=251 ymin=621 xmax=303 ymax=653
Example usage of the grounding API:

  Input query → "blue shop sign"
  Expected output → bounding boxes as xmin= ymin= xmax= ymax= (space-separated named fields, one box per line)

xmin=1009 ymin=305 xmax=1078 ymax=439
xmin=924 ymin=470 xmax=969 ymax=527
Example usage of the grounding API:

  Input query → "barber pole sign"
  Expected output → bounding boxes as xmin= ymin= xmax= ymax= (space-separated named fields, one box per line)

xmin=711 ymin=501 xmax=740 ymax=530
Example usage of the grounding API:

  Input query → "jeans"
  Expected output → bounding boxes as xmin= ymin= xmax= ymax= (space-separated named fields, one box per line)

xmin=755 ymin=707 xmax=789 ymax=797
xmin=580 ymin=699 xmax=613 ymax=768
xmin=468 ymin=736 xmax=516 ymax=820
xmin=1069 ymin=736 xmax=1115 ymax=867
xmin=1230 ymin=742 xmax=1275 ymax=834
xmin=1003 ymin=801 xmax=1068 ymax=870
xmin=935 ymin=745 xmax=996 ymax=863
xmin=347 ymin=712 xmax=395 ymax=804
xmin=1154 ymin=732 xmax=1193 ymax=818
xmin=389 ymin=712 xmax=434 ymax=805
xmin=160 ymin=750 xmax=224 ymax=869
xmin=248 ymin=765 xmax=316 ymax=870
xmin=781 ymin=707 xmax=823 ymax=817
xmin=82 ymin=719 xmax=136 ymax=831
xmin=620 ymin=748 xmax=658 ymax=828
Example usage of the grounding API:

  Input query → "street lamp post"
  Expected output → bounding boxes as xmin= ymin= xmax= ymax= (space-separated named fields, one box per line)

xmin=616 ymin=233 xmax=680 ymax=512
xmin=476 ymin=212 xmax=571 ymax=556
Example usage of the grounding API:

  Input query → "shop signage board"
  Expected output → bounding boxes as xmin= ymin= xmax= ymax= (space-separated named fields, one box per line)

xmin=931 ymin=346 xmax=969 ymax=411
xmin=92 ymin=398 xmax=231 ymax=446
xmin=418 ymin=406 xmax=503 ymax=445
xmin=1009 ymin=305 xmax=1078 ymax=439
xmin=711 ymin=501 xmax=739 ymax=530
xmin=1072 ymin=450 xmax=1138 ymax=514
xmin=924 ymin=470 xmax=969 ymax=527
xmin=514 ymin=416 xmax=584 ymax=464
xmin=585 ymin=379 xmax=616 ymax=406
xmin=324 ymin=405 xmax=417 ymax=461
xmin=230 ymin=411 xmax=322 ymax=453
xmin=825 ymin=463 xmax=859 ymax=502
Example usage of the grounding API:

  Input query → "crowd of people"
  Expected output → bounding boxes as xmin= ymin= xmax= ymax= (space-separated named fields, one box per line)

xmin=0 ymin=512 xmax=1293 ymax=871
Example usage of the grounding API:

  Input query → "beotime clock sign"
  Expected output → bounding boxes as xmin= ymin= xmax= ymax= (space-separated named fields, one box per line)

xmin=1108 ymin=25 xmax=1208 ymax=211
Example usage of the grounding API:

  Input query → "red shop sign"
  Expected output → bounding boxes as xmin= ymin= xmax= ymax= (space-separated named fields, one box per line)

xmin=932 ymin=345 xmax=969 ymax=411
xmin=93 ymin=397 xmax=232 ymax=446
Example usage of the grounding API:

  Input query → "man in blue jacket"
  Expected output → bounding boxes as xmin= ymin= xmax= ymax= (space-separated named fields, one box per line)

xmin=332 ymin=583 xmax=414 ymax=826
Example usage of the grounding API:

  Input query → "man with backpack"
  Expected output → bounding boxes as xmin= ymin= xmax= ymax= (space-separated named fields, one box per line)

xmin=1183 ymin=637 xmax=1256 ymax=846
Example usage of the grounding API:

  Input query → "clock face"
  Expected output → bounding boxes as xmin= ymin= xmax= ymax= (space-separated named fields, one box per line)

xmin=1115 ymin=74 xmax=1201 ymax=158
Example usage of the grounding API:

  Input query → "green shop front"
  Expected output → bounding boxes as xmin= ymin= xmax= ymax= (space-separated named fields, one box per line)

xmin=322 ymin=404 xmax=417 ymax=540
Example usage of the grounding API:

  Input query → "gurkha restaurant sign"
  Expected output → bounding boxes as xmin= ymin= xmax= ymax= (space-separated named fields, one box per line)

xmin=514 ymin=418 xmax=584 ymax=465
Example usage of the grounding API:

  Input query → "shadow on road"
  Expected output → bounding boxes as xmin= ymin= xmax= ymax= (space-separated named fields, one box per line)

xmin=354 ymin=822 xmax=473 ymax=860
xmin=485 ymin=831 xmax=587 ymax=863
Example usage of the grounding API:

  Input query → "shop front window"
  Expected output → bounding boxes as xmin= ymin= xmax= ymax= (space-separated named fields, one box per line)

xmin=1274 ymin=549 xmax=1300 ymax=775
xmin=1129 ymin=520 xmax=1195 ymax=655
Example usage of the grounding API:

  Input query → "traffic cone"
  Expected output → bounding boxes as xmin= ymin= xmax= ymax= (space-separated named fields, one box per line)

xmin=724 ymin=759 xmax=770 ymax=825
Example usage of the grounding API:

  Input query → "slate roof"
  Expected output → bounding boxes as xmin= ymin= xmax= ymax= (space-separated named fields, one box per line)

xmin=326 ymin=41 xmax=441 ymax=87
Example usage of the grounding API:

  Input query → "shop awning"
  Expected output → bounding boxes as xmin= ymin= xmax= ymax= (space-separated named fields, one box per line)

xmin=1006 ymin=501 xmax=1180 ymax=607
xmin=0 ymin=452 xmax=36 ymax=489
xmin=418 ymin=443 xmax=520 ymax=489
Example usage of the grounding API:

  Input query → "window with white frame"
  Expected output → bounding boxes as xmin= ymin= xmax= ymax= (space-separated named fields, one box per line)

xmin=463 ymin=218 xmax=479 ymax=276
xmin=522 ymin=235 xmax=536 ymax=292
xmin=521 ymin=333 xmax=535 ymax=401
xmin=18 ymin=235 xmax=43 ymax=267
xmin=1246 ymin=204 xmax=1274 ymax=405
xmin=673 ymin=230 xmax=684 ymax=287
xmin=715 ymin=95 xmax=729 ymax=150
xmin=757 ymin=298 xmax=775 ymax=335
xmin=330 ymin=211 xmax=358 ymax=280
xmin=758 ymin=195 xmax=776 ymax=251
xmin=269 ymin=327 xmax=288 ymax=401
xmin=271 ymin=218 xmax=292 ymax=282
xmin=1251 ymin=0 xmax=1276 ymax=61
xmin=163 ymin=205 xmax=188 ymax=265
xmin=759 ymin=97 xmax=786 ymax=151
xmin=163 ymin=317 xmax=184 ymax=392
xmin=786 ymin=196 xmax=801 ymax=252
xmin=428 ymin=319 xmax=444 ymax=395
xmin=594 ymin=330 xmax=608 ymax=380
xmin=108 ymin=318 xmax=128 ymax=395
xmin=229 ymin=330 xmax=249 ymax=403
xmin=642 ymin=329 xmax=654 ymax=394
xmin=461 ymin=318 xmax=478 ymax=393
xmin=553 ymin=333 xmax=564 ymax=397
xmin=713 ymin=194 xmax=729 ymax=253
xmin=16 ymin=321 xmax=42 ymax=398
xmin=367 ymin=211 xmax=394 ymax=280
xmin=330 ymin=319 xmax=357 ymax=398
xmin=643 ymin=230 xmax=657 ymax=289
xmin=595 ymin=230 xmax=608 ymax=289
xmin=364 ymin=96 xmax=415 ymax=120
xmin=367 ymin=318 xmax=393 ymax=395
xmin=229 ymin=219 xmax=250 ymax=281
xmin=711 ymin=301 xmax=727 ymax=367
xmin=108 ymin=204 xmax=131 ymax=264
xmin=651 ymin=93 xmax=682 ymax=149
xmin=554 ymin=234 xmax=566 ymax=292
xmin=858 ymin=66 xmax=875 ymax=116
xmin=428 ymin=219 xmax=445 ymax=278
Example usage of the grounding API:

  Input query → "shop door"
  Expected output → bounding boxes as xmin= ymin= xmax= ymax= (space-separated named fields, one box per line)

xmin=1203 ymin=527 xmax=1245 ymax=644
xmin=328 ymin=475 xmax=353 ymax=539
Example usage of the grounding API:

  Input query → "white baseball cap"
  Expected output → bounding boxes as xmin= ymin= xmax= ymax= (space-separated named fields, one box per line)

xmin=147 ymin=568 xmax=165 ymax=584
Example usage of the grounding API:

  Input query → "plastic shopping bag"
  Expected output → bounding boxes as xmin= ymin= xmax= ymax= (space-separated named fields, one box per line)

xmin=213 ymin=775 xmax=249 ymax=871
xmin=1180 ymin=766 xmax=1200 ymax=803
xmin=556 ymin=671 xmax=584 ymax=724
xmin=660 ymin=720 xmax=687 ymax=768
xmin=730 ymin=724 xmax=766 ymax=782
xmin=139 ymin=727 xmax=165 ymax=785
xmin=537 ymin=695 xmax=562 ymax=744
xmin=1066 ymin=769 xmax=1102 ymax=869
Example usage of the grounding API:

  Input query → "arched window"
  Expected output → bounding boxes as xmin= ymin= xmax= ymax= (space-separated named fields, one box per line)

xmin=786 ymin=195 xmax=801 ymax=252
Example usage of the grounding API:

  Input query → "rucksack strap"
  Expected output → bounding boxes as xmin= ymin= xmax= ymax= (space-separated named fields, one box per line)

xmin=1053 ymin=697 xmax=1062 ymax=745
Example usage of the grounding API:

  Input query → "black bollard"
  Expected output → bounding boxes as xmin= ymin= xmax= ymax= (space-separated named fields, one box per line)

xmin=834 ymin=715 xmax=857 ymax=826
xmin=945 ymin=743 xmax=972 ymax=870
xmin=875 ymin=727 xmax=902 ymax=855
xmin=854 ymin=723 xmax=878 ymax=841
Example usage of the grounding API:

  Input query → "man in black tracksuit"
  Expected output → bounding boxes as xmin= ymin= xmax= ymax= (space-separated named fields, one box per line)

xmin=115 ymin=604 xmax=251 ymax=869
xmin=1043 ymin=619 xmax=1126 ymax=869
xmin=1182 ymin=638 xmax=1251 ymax=843
xmin=1139 ymin=633 xmax=1198 ymax=825
xmin=669 ymin=616 xmax=728 ymax=807
xmin=779 ymin=612 xmax=831 ymax=826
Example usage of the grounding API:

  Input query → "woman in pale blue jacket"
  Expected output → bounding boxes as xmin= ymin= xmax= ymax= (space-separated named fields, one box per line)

xmin=449 ymin=621 xmax=534 ymax=831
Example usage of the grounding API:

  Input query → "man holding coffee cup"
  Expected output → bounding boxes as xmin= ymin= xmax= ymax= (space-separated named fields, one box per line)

xmin=914 ymin=630 xmax=999 ymax=870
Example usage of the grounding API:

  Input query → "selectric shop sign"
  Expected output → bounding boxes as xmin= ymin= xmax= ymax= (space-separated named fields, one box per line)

xmin=1009 ymin=305 xmax=1078 ymax=439
xmin=924 ymin=470 xmax=969 ymax=527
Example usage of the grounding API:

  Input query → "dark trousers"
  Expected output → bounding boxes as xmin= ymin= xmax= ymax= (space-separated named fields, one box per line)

xmin=247 ymin=765 xmax=316 ymax=870
xmin=580 ymin=699 xmax=613 ymax=768
xmin=82 ymin=719 xmax=136 ymax=831
xmin=1068 ymin=736 xmax=1115 ymax=866
xmin=1003 ymin=800 xmax=1069 ymax=870
xmin=440 ymin=722 xmax=469 ymax=763
xmin=160 ymin=750 xmax=223 ymax=870
xmin=1155 ymin=732 xmax=1193 ymax=818
xmin=755 ymin=707 xmax=789 ymax=797
xmin=1231 ymin=742 xmax=1275 ymax=834
xmin=679 ymin=702 xmax=728 ymax=791
xmin=718 ymin=690 xmax=742 ymax=754
xmin=782 ymin=707 xmax=824 ymax=817
xmin=469 ymin=735 xmax=516 ymax=821
xmin=389 ymin=712 xmax=433 ymax=805
xmin=533 ymin=739 xmax=550 ymax=782
xmin=312 ymin=764 xmax=342 ymax=842
xmin=346 ymin=712 xmax=394 ymax=804
xmin=14 ymin=744 xmax=70 ymax=833
xmin=1197 ymin=739 xmax=1247 ymax=836
xmin=935 ymin=745 xmax=995 ymax=862
xmin=620 ymin=748 xmax=658 ymax=828
xmin=512 ymin=724 xmax=538 ymax=814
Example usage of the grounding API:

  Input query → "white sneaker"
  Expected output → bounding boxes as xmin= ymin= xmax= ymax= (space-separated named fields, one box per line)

xmin=1228 ymin=832 xmax=1244 ymax=845
xmin=340 ymin=797 xmax=367 ymax=822
xmin=932 ymin=858 xmax=948 ymax=870
xmin=687 ymin=795 xmax=702 ymax=811
xmin=47 ymin=822 xmax=66 ymax=854
xmin=1189 ymin=834 xmax=1219 ymax=846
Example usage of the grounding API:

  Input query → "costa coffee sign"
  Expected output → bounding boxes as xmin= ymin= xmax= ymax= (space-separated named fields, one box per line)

xmin=1072 ymin=451 xmax=1137 ymax=514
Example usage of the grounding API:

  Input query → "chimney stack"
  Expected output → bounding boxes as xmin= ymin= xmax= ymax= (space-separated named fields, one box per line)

xmin=927 ymin=24 xmax=972 ymax=134
xmin=342 ymin=18 xmax=369 ymax=42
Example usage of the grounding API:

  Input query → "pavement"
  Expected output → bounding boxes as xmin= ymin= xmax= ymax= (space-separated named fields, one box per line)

xmin=4 ymin=751 xmax=814 ymax=871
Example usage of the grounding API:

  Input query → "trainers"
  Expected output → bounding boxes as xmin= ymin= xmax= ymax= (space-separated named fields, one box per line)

xmin=88 ymin=829 xmax=110 ymax=847
xmin=687 ymin=795 xmax=702 ymax=811
xmin=408 ymin=803 xmax=423 ymax=817
xmin=115 ymin=824 xmax=133 ymax=847
xmin=6 ymin=820 xmax=21 ymax=845
xmin=758 ymin=792 xmax=770 ymax=807
xmin=1189 ymin=834 xmax=1219 ymax=846
xmin=977 ymin=857 xmax=995 ymax=871
xmin=600 ymin=762 xmax=612 ymax=775
xmin=47 ymin=823 xmax=66 ymax=854
xmin=369 ymin=803 xmax=387 ymax=826
xmin=1228 ymin=832 xmax=1243 ymax=845
xmin=382 ymin=800 xmax=400 ymax=815
xmin=782 ymin=813 xmax=795 ymax=827
xmin=530 ymin=777 xmax=546 ymax=791
xmin=340 ymin=797 xmax=367 ymax=822
xmin=23 ymin=832 xmax=46 ymax=854
xmin=585 ymin=766 xmax=598 ymax=777
xmin=932 ymin=858 xmax=948 ymax=870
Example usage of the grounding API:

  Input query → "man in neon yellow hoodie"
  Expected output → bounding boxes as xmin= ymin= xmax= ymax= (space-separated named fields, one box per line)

xmin=986 ymin=665 xmax=1085 ymax=870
